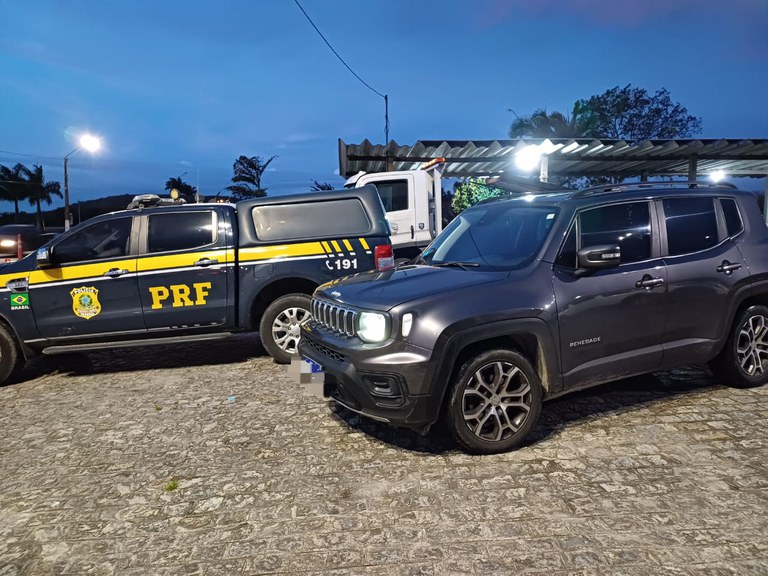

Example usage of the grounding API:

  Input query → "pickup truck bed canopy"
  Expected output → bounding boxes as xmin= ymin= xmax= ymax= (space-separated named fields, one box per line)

xmin=339 ymin=138 xmax=768 ymax=182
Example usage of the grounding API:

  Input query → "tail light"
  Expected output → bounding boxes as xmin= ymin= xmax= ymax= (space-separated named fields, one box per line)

xmin=374 ymin=244 xmax=394 ymax=271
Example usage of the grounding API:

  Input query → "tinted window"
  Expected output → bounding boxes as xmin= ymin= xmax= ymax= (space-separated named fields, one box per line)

xmin=55 ymin=218 xmax=132 ymax=264
xmin=252 ymin=199 xmax=371 ymax=242
xmin=580 ymin=202 xmax=651 ymax=264
xmin=375 ymin=180 xmax=409 ymax=212
xmin=422 ymin=204 xmax=557 ymax=270
xmin=148 ymin=211 xmax=216 ymax=253
xmin=664 ymin=197 xmax=718 ymax=256
xmin=720 ymin=198 xmax=743 ymax=237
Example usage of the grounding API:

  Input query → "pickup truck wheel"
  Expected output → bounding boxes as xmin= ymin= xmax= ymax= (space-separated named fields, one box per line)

xmin=446 ymin=349 xmax=542 ymax=454
xmin=260 ymin=294 xmax=312 ymax=364
xmin=0 ymin=323 xmax=22 ymax=386
xmin=710 ymin=304 xmax=768 ymax=388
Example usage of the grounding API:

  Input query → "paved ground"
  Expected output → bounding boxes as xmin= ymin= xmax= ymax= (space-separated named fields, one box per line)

xmin=1 ymin=334 xmax=767 ymax=575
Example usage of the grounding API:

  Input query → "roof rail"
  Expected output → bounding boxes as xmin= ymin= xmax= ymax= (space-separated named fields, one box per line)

xmin=571 ymin=180 xmax=737 ymax=199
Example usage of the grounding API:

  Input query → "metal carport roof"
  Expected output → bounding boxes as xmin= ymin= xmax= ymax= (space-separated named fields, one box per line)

xmin=339 ymin=138 xmax=768 ymax=181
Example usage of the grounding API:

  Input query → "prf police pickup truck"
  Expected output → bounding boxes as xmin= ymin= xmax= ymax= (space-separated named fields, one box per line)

xmin=0 ymin=186 xmax=392 ymax=385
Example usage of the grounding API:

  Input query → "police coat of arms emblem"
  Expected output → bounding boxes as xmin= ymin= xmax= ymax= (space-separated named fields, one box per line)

xmin=70 ymin=286 xmax=102 ymax=319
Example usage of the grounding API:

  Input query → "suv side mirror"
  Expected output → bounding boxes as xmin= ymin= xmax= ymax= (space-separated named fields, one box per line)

xmin=577 ymin=245 xmax=621 ymax=270
xmin=36 ymin=246 xmax=53 ymax=267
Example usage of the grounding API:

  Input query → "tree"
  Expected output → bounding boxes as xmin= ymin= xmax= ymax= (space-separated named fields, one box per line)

xmin=0 ymin=163 xmax=32 ymax=222
xmin=225 ymin=155 xmax=277 ymax=199
xmin=164 ymin=175 xmax=197 ymax=203
xmin=575 ymin=85 xmax=702 ymax=140
xmin=19 ymin=164 xmax=62 ymax=230
xmin=451 ymin=178 xmax=505 ymax=214
xmin=509 ymin=101 xmax=595 ymax=139
xmin=310 ymin=180 xmax=334 ymax=191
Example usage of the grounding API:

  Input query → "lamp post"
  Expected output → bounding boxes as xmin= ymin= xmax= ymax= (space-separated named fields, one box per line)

xmin=64 ymin=134 xmax=100 ymax=230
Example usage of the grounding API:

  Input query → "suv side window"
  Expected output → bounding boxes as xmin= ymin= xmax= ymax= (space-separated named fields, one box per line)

xmin=374 ymin=180 xmax=409 ymax=212
xmin=579 ymin=202 xmax=652 ymax=264
xmin=720 ymin=198 xmax=744 ymax=237
xmin=54 ymin=217 xmax=132 ymax=264
xmin=148 ymin=211 xmax=216 ymax=253
xmin=663 ymin=197 xmax=718 ymax=256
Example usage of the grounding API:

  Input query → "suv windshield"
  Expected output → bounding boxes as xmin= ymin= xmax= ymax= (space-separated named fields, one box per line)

xmin=421 ymin=203 xmax=558 ymax=270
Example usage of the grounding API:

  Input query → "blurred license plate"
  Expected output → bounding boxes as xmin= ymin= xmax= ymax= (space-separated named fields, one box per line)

xmin=302 ymin=357 xmax=323 ymax=373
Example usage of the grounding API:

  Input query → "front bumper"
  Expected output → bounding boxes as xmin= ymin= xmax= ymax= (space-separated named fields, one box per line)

xmin=299 ymin=323 xmax=439 ymax=429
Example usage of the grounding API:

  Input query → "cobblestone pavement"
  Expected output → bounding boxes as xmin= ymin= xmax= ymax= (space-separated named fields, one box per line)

xmin=1 ymin=335 xmax=767 ymax=576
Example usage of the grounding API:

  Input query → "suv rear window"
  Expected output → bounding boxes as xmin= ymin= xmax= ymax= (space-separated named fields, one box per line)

xmin=251 ymin=199 xmax=371 ymax=242
xmin=720 ymin=198 xmax=743 ymax=237
xmin=663 ymin=197 xmax=718 ymax=256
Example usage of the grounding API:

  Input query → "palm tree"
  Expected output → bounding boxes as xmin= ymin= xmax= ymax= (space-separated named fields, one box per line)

xmin=509 ymin=101 xmax=595 ymax=139
xmin=164 ymin=175 xmax=197 ymax=203
xmin=0 ymin=163 xmax=33 ymax=222
xmin=226 ymin=155 xmax=277 ymax=199
xmin=20 ymin=165 xmax=62 ymax=230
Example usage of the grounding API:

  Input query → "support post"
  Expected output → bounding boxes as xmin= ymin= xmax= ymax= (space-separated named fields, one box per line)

xmin=539 ymin=155 xmax=549 ymax=183
xmin=63 ymin=156 xmax=70 ymax=231
xmin=640 ymin=171 xmax=648 ymax=182
xmin=764 ymin=176 xmax=768 ymax=227
xmin=688 ymin=156 xmax=698 ymax=182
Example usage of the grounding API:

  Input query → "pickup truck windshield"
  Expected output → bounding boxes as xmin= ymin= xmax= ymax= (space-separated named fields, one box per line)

xmin=421 ymin=204 xmax=558 ymax=270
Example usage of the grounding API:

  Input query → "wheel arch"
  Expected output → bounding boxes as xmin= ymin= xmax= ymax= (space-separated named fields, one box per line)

xmin=426 ymin=318 xmax=561 ymax=424
xmin=249 ymin=277 xmax=319 ymax=329
xmin=0 ymin=312 xmax=35 ymax=361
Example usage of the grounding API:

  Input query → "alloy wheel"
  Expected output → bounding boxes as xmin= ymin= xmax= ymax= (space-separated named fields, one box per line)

xmin=272 ymin=307 xmax=311 ymax=354
xmin=736 ymin=313 xmax=768 ymax=376
xmin=462 ymin=360 xmax=533 ymax=442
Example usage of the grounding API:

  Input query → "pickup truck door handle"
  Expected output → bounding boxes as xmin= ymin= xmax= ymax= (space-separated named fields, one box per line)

xmin=194 ymin=257 xmax=219 ymax=267
xmin=103 ymin=268 xmax=129 ymax=278
xmin=716 ymin=261 xmax=742 ymax=275
xmin=635 ymin=274 xmax=665 ymax=289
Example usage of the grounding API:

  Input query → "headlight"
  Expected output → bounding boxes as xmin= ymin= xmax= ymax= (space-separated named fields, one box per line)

xmin=0 ymin=240 xmax=16 ymax=248
xmin=357 ymin=311 xmax=388 ymax=343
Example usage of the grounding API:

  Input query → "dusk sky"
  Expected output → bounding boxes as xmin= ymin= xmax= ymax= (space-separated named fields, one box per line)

xmin=1 ymin=0 xmax=767 ymax=211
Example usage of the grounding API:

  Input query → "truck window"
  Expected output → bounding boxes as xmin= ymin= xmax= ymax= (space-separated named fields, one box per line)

xmin=54 ymin=218 xmax=132 ymax=264
xmin=374 ymin=180 xmax=409 ymax=212
xmin=251 ymin=199 xmax=371 ymax=242
xmin=147 ymin=211 xmax=217 ymax=253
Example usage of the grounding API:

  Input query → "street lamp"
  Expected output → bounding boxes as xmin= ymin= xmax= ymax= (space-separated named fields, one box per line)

xmin=64 ymin=134 xmax=101 ymax=230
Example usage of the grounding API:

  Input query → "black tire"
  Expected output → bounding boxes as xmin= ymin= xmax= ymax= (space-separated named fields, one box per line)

xmin=0 ymin=323 xmax=22 ymax=385
xmin=445 ymin=348 xmax=542 ymax=455
xmin=259 ymin=293 xmax=312 ymax=364
xmin=710 ymin=304 xmax=768 ymax=388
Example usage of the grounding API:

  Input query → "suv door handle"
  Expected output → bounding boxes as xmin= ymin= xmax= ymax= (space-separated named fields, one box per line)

xmin=194 ymin=257 xmax=219 ymax=267
xmin=103 ymin=268 xmax=129 ymax=278
xmin=635 ymin=274 xmax=665 ymax=289
xmin=716 ymin=261 xmax=742 ymax=275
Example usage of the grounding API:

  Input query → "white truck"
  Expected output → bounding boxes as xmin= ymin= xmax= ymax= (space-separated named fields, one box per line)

xmin=344 ymin=158 xmax=446 ymax=259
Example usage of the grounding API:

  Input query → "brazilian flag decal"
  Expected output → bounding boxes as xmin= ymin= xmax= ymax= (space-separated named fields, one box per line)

xmin=10 ymin=292 xmax=29 ymax=310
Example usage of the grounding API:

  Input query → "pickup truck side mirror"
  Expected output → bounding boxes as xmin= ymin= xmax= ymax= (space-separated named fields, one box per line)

xmin=36 ymin=246 xmax=53 ymax=268
xmin=577 ymin=245 xmax=621 ymax=270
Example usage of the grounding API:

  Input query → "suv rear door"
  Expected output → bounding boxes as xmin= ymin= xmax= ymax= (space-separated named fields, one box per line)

xmin=553 ymin=200 xmax=667 ymax=387
xmin=137 ymin=207 xmax=234 ymax=331
xmin=658 ymin=196 xmax=750 ymax=365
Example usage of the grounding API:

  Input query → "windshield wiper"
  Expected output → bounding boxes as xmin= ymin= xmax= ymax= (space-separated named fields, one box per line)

xmin=432 ymin=261 xmax=480 ymax=270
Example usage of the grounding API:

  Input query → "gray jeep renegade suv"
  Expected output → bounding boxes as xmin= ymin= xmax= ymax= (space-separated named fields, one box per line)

xmin=299 ymin=182 xmax=768 ymax=454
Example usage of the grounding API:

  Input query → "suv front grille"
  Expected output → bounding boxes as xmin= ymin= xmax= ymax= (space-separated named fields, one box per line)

xmin=303 ymin=336 xmax=346 ymax=363
xmin=311 ymin=298 xmax=357 ymax=337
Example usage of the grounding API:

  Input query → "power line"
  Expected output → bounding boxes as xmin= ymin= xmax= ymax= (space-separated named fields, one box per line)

xmin=293 ymin=0 xmax=390 ymax=143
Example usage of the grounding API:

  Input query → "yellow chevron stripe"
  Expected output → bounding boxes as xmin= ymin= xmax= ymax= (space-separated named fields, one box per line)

xmin=343 ymin=239 xmax=353 ymax=252
xmin=331 ymin=240 xmax=341 ymax=253
xmin=359 ymin=237 xmax=370 ymax=250
xmin=321 ymin=241 xmax=332 ymax=254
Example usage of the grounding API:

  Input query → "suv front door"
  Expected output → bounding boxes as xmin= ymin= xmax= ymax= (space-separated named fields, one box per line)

xmin=137 ymin=208 xmax=232 ymax=331
xmin=31 ymin=215 xmax=144 ymax=339
xmin=553 ymin=201 xmax=667 ymax=388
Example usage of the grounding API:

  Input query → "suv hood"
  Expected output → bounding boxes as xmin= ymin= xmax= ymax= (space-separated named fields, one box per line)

xmin=314 ymin=265 xmax=507 ymax=311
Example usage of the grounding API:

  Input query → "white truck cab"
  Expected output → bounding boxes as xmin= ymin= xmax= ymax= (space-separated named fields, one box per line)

xmin=345 ymin=160 xmax=444 ymax=259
